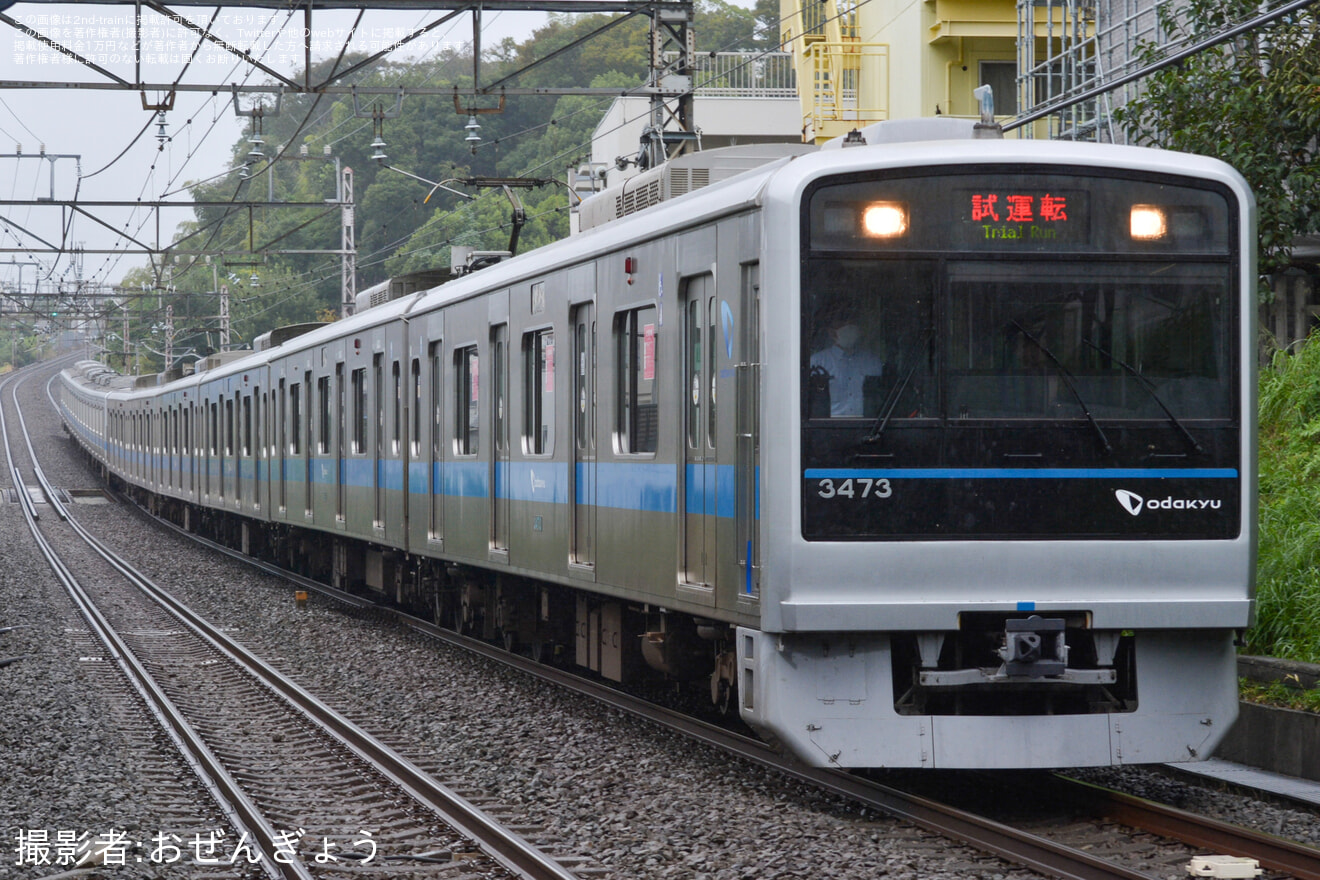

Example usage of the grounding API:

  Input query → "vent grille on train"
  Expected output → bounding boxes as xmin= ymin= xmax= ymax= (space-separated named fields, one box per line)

xmin=577 ymin=144 xmax=815 ymax=233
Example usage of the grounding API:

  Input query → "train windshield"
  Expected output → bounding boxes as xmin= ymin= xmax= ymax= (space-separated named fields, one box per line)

xmin=800 ymin=168 xmax=1240 ymax=540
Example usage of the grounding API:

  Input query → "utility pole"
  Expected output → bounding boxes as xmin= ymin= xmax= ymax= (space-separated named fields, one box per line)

xmin=341 ymin=166 xmax=356 ymax=318
xmin=219 ymin=284 xmax=230 ymax=351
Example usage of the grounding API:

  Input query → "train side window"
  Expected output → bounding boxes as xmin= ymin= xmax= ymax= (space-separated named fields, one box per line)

xmin=243 ymin=395 xmax=252 ymax=456
xmin=351 ymin=367 xmax=367 ymax=454
xmin=429 ymin=343 xmax=443 ymax=457
xmin=317 ymin=376 xmax=331 ymax=454
xmin=410 ymin=357 xmax=421 ymax=456
xmin=289 ymin=382 xmax=301 ymax=454
xmin=616 ymin=306 xmax=658 ymax=454
xmin=393 ymin=361 xmax=402 ymax=455
xmin=225 ymin=399 xmax=234 ymax=456
xmin=455 ymin=345 xmax=479 ymax=455
xmin=523 ymin=328 xmax=554 ymax=455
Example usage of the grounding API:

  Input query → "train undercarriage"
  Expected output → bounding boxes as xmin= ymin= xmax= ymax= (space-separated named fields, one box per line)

xmin=110 ymin=473 xmax=741 ymax=713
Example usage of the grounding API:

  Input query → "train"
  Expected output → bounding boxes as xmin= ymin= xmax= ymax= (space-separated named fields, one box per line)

xmin=58 ymin=116 xmax=1257 ymax=769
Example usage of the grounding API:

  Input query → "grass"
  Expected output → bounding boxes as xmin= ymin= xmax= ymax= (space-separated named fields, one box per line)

xmin=1251 ymin=335 xmax=1320 ymax=664
xmin=1239 ymin=677 xmax=1320 ymax=712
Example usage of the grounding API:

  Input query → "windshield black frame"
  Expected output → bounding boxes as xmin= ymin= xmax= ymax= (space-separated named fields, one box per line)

xmin=799 ymin=166 xmax=1241 ymax=541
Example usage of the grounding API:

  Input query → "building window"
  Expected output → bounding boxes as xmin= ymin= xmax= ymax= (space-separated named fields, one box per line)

xmin=979 ymin=61 xmax=1017 ymax=115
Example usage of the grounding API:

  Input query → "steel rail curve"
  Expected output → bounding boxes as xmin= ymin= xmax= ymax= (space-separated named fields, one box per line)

xmin=46 ymin=357 xmax=1318 ymax=880
xmin=2 ymin=368 xmax=296 ymax=880
xmin=24 ymin=365 xmax=580 ymax=880
xmin=118 ymin=493 xmax=1165 ymax=880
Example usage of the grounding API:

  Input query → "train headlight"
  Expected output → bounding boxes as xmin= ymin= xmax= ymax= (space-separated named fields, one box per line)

xmin=1130 ymin=204 xmax=1167 ymax=240
xmin=862 ymin=202 xmax=908 ymax=238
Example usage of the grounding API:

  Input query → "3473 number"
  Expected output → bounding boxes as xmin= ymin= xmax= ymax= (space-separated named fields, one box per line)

xmin=816 ymin=478 xmax=892 ymax=499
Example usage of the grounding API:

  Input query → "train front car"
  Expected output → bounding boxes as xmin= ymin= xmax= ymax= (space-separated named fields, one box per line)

xmin=741 ymin=137 xmax=1256 ymax=769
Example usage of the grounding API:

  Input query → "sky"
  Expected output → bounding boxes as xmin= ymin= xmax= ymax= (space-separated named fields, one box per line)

xmin=0 ymin=2 xmax=553 ymax=296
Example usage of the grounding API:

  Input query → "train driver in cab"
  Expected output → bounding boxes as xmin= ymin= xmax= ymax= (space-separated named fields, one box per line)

xmin=810 ymin=304 xmax=885 ymax=418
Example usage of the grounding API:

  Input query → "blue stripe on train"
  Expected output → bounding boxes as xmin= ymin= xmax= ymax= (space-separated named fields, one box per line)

xmin=803 ymin=467 xmax=1239 ymax=480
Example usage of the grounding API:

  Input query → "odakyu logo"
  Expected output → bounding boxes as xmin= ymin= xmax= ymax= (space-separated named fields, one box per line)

xmin=1114 ymin=489 xmax=1222 ymax=516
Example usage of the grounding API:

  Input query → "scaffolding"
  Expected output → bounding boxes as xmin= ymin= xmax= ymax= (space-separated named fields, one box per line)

xmin=1017 ymin=0 xmax=1175 ymax=142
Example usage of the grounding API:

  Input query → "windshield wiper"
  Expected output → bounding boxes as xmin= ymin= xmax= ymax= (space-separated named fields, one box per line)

xmin=1010 ymin=320 xmax=1112 ymax=455
xmin=1079 ymin=337 xmax=1203 ymax=455
xmin=863 ymin=364 xmax=918 ymax=443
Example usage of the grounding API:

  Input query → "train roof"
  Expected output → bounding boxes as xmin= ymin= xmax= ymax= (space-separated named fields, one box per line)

xmin=70 ymin=135 xmax=1252 ymax=404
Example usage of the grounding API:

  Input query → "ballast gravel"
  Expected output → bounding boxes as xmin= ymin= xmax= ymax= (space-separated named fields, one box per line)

xmin=8 ymin=361 xmax=1320 ymax=880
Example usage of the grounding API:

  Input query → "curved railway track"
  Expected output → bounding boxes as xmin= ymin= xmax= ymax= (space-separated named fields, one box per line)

xmin=108 ymin=460 xmax=1320 ymax=880
xmin=2 ymin=362 xmax=583 ymax=880
xmin=19 ymin=355 xmax=1320 ymax=880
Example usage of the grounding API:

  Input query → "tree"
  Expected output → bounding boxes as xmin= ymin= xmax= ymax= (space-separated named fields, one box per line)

xmin=130 ymin=3 xmax=767 ymax=333
xmin=1113 ymin=0 xmax=1320 ymax=296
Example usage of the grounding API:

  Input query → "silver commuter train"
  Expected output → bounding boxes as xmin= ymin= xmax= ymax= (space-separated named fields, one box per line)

xmin=59 ymin=117 xmax=1257 ymax=769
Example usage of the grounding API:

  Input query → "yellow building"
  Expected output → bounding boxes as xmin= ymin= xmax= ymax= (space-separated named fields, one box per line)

xmin=782 ymin=0 xmax=1099 ymax=143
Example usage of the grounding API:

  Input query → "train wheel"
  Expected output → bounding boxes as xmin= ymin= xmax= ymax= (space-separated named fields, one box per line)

xmin=715 ymin=678 xmax=736 ymax=716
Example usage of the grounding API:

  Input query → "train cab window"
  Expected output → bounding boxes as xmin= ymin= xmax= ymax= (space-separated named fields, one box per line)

xmin=523 ymin=329 xmax=554 ymax=455
xmin=455 ymin=345 xmax=479 ymax=455
xmin=616 ymin=306 xmax=658 ymax=454
xmin=351 ymin=367 xmax=367 ymax=454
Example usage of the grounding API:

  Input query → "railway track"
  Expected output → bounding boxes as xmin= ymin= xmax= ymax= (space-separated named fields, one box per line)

xmin=120 ymin=483 xmax=1320 ymax=880
xmin=22 ymin=356 xmax=1320 ymax=880
xmin=2 ymin=364 xmax=584 ymax=880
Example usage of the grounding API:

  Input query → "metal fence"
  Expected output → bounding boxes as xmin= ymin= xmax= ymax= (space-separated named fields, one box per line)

xmin=666 ymin=51 xmax=797 ymax=98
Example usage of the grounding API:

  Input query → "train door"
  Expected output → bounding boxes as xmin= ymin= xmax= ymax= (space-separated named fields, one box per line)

xmin=736 ymin=265 xmax=761 ymax=599
xmin=491 ymin=325 xmax=510 ymax=554
xmin=185 ymin=405 xmax=193 ymax=495
xmin=207 ymin=401 xmax=216 ymax=499
xmin=571 ymin=303 xmax=596 ymax=569
xmin=429 ymin=341 xmax=444 ymax=543
xmin=373 ymin=353 xmax=384 ymax=529
xmin=682 ymin=275 xmax=717 ymax=590
xmin=302 ymin=371 xmax=313 ymax=517
xmin=336 ymin=363 xmax=346 ymax=521
xmin=277 ymin=379 xmax=286 ymax=511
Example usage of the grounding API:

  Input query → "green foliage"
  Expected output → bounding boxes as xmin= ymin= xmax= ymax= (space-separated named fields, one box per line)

xmin=113 ymin=5 xmax=763 ymax=363
xmin=1239 ymin=677 xmax=1320 ymax=713
xmin=1112 ymin=1 xmax=1320 ymax=296
xmin=1251 ymin=334 xmax=1320 ymax=663
xmin=0 ymin=328 xmax=47 ymax=371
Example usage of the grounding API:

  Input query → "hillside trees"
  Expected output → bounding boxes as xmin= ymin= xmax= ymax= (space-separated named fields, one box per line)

xmin=152 ymin=0 xmax=759 ymax=355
